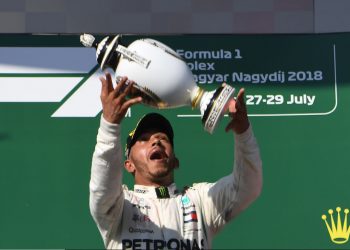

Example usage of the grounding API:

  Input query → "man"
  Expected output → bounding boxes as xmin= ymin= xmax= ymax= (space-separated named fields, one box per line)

xmin=90 ymin=72 xmax=263 ymax=249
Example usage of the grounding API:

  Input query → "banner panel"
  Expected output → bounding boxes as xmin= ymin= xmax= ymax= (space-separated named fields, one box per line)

xmin=0 ymin=34 xmax=349 ymax=249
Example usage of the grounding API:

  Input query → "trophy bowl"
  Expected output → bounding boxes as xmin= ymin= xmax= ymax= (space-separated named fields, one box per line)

xmin=80 ymin=34 xmax=235 ymax=134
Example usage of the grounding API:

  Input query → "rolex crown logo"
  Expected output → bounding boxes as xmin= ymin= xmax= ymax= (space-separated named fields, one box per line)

xmin=322 ymin=207 xmax=350 ymax=244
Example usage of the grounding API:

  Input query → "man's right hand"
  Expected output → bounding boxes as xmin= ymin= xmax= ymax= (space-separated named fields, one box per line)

xmin=100 ymin=72 xmax=142 ymax=124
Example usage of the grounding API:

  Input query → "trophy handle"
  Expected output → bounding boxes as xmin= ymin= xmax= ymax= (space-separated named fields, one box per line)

xmin=115 ymin=76 xmax=168 ymax=108
xmin=115 ymin=45 xmax=151 ymax=69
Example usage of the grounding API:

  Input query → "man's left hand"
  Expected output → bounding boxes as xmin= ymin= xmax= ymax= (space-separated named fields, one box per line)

xmin=225 ymin=88 xmax=250 ymax=134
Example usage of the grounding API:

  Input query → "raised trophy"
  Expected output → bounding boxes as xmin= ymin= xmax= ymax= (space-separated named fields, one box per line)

xmin=80 ymin=34 xmax=235 ymax=134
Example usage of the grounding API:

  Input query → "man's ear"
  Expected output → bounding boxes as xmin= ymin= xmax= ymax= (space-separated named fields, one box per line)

xmin=124 ymin=159 xmax=136 ymax=174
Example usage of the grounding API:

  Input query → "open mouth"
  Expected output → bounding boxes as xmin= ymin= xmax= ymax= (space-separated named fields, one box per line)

xmin=150 ymin=149 xmax=166 ymax=161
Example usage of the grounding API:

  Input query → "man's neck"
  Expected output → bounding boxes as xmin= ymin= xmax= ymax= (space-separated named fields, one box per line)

xmin=133 ymin=169 xmax=176 ymax=187
xmin=134 ymin=180 xmax=173 ymax=187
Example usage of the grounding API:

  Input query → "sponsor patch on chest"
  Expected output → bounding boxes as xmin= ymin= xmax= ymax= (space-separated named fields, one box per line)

xmin=181 ymin=195 xmax=199 ymax=232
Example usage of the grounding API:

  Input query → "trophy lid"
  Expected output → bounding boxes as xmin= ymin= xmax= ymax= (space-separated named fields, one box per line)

xmin=80 ymin=33 xmax=122 ymax=71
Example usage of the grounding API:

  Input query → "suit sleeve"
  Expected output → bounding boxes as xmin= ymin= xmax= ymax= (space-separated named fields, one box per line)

xmin=196 ymin=125 xmax=263 ymax=235
xmin=89 ymin=116 xmax=125 ymax=246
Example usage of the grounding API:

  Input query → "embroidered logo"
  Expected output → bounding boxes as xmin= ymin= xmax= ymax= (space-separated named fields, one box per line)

xmin=155 ymin=186 xmax=170 ymax=198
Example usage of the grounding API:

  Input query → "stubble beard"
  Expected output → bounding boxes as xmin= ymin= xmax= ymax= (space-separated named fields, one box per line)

xmin=148 ymin=158 xmax=174 ymax=180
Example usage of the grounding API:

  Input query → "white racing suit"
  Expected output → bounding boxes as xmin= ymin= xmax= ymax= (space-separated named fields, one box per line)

xmin=90 ymin=116 xmax=263 ymax=250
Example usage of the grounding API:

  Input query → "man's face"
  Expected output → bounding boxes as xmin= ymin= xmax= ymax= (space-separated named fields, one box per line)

xmin=125 ymin=130 xmax=178 ymax=186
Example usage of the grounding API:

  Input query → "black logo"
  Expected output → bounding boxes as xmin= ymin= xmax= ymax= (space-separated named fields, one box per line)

xmin=155 ymin=186 xmax=170 ymax=198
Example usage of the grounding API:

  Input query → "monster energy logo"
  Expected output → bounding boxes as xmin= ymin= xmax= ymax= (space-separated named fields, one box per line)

xmin=155 ymin=186 xmax=170 ymax=198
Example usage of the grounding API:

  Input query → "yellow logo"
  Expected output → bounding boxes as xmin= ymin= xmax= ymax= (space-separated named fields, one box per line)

xmin=322 ymin=207 xmax=350 ymax=244
xmin=129 ymin=129 xmax=136 ymax=139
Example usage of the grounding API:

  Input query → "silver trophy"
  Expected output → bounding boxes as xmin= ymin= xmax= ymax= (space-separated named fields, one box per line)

xmin=80 ymin=34 xmax=235 ymax=134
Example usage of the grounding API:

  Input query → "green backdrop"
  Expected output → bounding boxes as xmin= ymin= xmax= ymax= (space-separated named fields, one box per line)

xmin=0 ymin=34 xmax=349 ymax=249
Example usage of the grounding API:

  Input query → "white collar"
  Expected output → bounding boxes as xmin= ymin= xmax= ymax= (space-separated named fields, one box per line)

xmin=133 ymin=183 xmax=179 ymax=198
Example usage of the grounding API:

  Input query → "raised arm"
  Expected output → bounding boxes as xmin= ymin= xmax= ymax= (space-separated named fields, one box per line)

xmin=225 ymin=88 xmax=263 ymax=211
xmin=89 ymin=73 xmax=142 ymax=245
xmin=197 ymin=88 xmax=263 ymax=236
